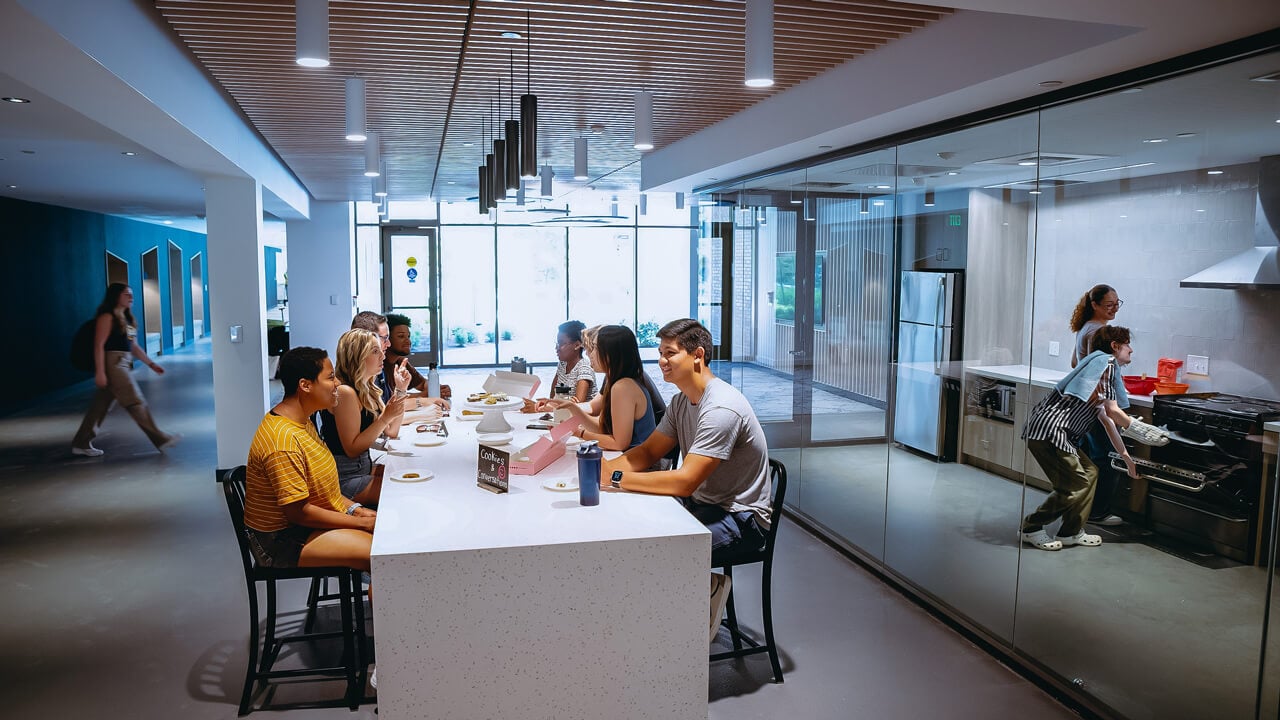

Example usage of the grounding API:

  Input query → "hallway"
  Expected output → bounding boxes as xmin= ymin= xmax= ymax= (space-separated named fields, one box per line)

xmin=1 ymin=341 xmax=1079 ymax=719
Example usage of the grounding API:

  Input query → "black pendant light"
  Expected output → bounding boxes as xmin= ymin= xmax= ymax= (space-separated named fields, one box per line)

xmin=492 ymin=97 xmax=507 ymax=202
xmin=519 ymin=11 xmax=538 ymax=179
xmin=505 ymin=52 xmax=520 ymax=190
xmin=478 ymin=117 xmax=491 ymax=212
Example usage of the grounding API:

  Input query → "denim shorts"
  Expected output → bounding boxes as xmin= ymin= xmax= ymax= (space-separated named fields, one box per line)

xmin=679 ymin=497 xmax=767 ymax=566
xmin=246 ymin=525 xmax=313 ymax=568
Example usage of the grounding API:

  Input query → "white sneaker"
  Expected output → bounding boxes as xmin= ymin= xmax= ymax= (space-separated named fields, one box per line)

xmin=369 ymin=665 xmax=376 ymax=690
xmin=72 ymin=444 xmax=104 ymax=457
xmin=709 ymin=572 xmax=732 ymax=642
xmin=1120 ymin=417 xmax=1169 ymax=446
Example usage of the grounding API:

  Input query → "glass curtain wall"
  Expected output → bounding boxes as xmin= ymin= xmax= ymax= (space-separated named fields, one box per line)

xmin=701 ymin=48 xmax=1280 ymax=720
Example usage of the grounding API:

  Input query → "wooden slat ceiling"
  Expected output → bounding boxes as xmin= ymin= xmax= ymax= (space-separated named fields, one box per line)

xmin=154 ymin=0 xmax=951 ymax=205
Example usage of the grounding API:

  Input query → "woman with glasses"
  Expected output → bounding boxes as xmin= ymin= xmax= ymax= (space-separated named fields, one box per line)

xmin=1069 ymin=284 xmax=1122 ymax=368
xmin=1067 ymin=283 xmax=1128 ymax=526
xmin=526 ymin=320 xmax=597 ymax=412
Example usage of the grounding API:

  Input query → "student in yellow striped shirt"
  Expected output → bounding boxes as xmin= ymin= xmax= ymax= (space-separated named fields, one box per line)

xmin=244 ymin=347 xmax=376 ymax=572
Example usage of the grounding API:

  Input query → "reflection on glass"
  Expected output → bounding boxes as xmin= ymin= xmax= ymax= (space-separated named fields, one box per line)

xmin=497 ymin=226 xmax=566 ymax=364
xmin=354 ymin=225 xmax=382 ymax=315
xmin=568 ymin=227 xmax=635 ymax=327
xmin=636 ymin=228 xmax=694 ymax=362
xmin=439 ymin=226 xmax=495 ymax=366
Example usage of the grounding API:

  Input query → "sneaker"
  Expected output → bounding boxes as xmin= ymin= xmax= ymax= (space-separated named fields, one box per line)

xmin=71 ymin=444 xmax=104 ymax=457
xmin=158 ymin=433 xmax=183 ymax=452
xmin=1090 ymin=514 xmax=1125 ymax=526
xmin=1120 ymin=417 xmax=1169 ymax=446
xmin=369 ymin=665 xmax=376 ymax=690
xmin=709 ymin=572 xmax=733 ymax=643
xmin=1020 ymin=529 xmax=1063 ymax=551
xmin=1058 ymin=531 xmax=1103 ymax=547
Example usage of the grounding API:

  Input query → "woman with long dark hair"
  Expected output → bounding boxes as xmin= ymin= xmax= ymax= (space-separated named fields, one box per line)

xmin=71 ymin=283 xmax=180 ymax=456
xmin=552 ymin=325 xmax=663 ymax=451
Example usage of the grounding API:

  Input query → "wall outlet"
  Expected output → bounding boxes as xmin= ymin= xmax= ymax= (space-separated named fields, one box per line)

xmin=1187 ymin=354 xmax=1209 ymax=375
xmin=1048 ymin=341 xmax=1060 ymax=357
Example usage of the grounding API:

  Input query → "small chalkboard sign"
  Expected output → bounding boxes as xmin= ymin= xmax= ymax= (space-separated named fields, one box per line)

xmin=477 ymin=443 xmax=510 ymax=494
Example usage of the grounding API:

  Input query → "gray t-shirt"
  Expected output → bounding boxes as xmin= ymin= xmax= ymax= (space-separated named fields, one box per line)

xmin=1071 ymin=320 xmax=1106 ymax=366
xmin=656 ymin=377 xmax=772 ymax=528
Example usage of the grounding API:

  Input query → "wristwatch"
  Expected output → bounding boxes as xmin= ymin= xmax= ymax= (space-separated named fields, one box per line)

xmin=611 ymin=470 xmax=623 ymax=490
xmin=345 ymin=502 xmax=363 ymax=515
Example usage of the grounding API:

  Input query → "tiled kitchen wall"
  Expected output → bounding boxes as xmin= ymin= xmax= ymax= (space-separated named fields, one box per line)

xmin=1029 ymin=163 xmax=1280 ymax=398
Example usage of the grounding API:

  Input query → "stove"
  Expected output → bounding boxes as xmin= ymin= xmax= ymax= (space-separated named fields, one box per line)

xmin=1142 ymin=392 xmax=1280 ymax=563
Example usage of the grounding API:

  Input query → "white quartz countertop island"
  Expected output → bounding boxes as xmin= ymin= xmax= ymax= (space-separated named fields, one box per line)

xmin=370 ymin=410 xmax=711 ymax=720
xmin=965 ymin=364 xmax=1154 ymax=408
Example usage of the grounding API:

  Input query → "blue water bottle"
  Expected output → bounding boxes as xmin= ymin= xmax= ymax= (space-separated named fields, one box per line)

xmin=577 ymin=441 xmax=601 ymax=506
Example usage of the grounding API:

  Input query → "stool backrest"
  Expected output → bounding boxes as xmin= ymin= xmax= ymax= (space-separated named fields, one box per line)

xmin=763 ymin=459 xmax=788 ymax=553
xmin=218 ymin=466 xmax=256 ymax=579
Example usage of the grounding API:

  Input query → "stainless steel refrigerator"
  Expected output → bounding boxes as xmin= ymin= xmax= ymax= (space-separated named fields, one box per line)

xmin=892 ymin=270 xmax=964 ymax=461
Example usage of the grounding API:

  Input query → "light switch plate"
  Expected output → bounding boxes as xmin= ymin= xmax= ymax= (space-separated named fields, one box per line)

xmin=1048 ymin=341 xmax=1060 ymax=357
xmin=1187 ymin=354 xmax=1209 ymax=375
xmin=229 ymin=324 xmax=243 ymax=343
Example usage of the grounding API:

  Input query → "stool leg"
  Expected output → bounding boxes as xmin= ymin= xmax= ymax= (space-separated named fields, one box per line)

xmin=723 ymin=567 xmax=742 ymax=651
xmin=338 ymin=572 xmax=359 ymax=710
xmin=304 ymin=576 xmax=322 ymax=632
xmin=259 ymin=580 xmax=278 ymax=673
xmin=239 ymin=581 xmax=261 ymax=716
xmin=762 ymin=561 xmax=782 ymax=682
xmin=353 ymin=573 xmax=369 ymax=690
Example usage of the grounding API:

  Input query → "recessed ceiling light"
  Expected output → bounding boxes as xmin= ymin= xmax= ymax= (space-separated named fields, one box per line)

xmin=121 ymin=151 xmax=136 ymax=156
xmin=6 ymin=184 xmax=16 ymax=189
xmin=818 ymin=145 xmax=832 ymax=150
xmin=2 ymin=97 xmax=30 ymax=103
xmin=447 ymin=180 xmax=456 ymax=184
xmin=1017 ymin=161 xmax=1037 ymax=166
xmin=1119 ymin=87 xmax=1144 ymax=94
xmin=500 ymin=31 xmax=522 ymax=39
xmin=1207 ymin=170 xmax=1224 ymax=175
xmin=946 ymin=171 xmax=959 ymax=176
xmin=590 ymin=123 xmax=605 ymax=135
xmin=1037 ymin=80 xmax=1062 ymax=87
xmin=1142 ymin=138 xmax=1168 ymax=143
xmin=872 ymin=200 xmax=885 ymax=206
xmin=1195 ymin=208 xmax=1206 ymax=212
xmin=163 ymin=220 xmax=174 ymax=225
xmin=1175 ymin=132 xmax=1197 ymax=138
xmin=1028 ymin=189 xmax=1042 ymax=195
xmin=1120 ymin=214 xmax=1127 ymax=218
xmin=20 ymin=150 xmax=34 ymax=155
xmin=462 ymin=141 xmax=474 ymax=147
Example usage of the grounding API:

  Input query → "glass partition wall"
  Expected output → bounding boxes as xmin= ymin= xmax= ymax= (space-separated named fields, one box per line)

xmin=701 ymin=48 xmax=1280 ymax=719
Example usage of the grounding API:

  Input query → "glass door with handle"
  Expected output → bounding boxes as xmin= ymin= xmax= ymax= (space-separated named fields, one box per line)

xmin=382 ymin=226 xmax=440 ymax=367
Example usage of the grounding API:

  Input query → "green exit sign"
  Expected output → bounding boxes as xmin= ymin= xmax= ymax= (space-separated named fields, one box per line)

xmin=948 ymin=214 xmax=963 ymax=226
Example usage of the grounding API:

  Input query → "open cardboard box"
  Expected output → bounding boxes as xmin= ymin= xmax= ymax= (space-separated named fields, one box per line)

xmin=511 ymin=415 xmax=582 ymax=475
xmin=482 ymin=370 xmax=541 ymax=399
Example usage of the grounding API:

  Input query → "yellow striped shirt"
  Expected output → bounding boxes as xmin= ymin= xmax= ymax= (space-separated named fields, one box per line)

xmin=244 ymin=412 xmax=346 ymax=532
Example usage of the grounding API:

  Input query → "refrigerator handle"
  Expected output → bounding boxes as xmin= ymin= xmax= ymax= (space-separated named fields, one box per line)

xmin=934 ymin=276 xmax=945 ymax=374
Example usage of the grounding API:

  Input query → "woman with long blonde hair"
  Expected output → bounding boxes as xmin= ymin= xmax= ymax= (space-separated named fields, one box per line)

xmin=319 ymin=328 xmax=409 ymax=504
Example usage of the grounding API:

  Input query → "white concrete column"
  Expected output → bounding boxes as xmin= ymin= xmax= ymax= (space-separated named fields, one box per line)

xmin=205 ymin=175 xmax=269 ymax=469
xmin=286 ymin=201 xmax=356 ymax=353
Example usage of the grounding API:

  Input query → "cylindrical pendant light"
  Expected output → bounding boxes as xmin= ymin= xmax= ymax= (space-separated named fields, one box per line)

xmin=493 ymin=140 xmax=507 ymax=201
xmin=540 ymin=164 xmax=554 ymax=198
xmin=373 ymin=173 xmax=387 ymax=198
xmin=924 ymin=190 xmax=936 ymax=207
xmin=574 ymin=137 xmax=588 ymax=180
xmin=633 ymin=90 xmax=654 ymax=151
xmin=516 ymin=181 xmax=526 ymax=206
xmin=520 ymin=11 xmax=538 ymax=178
xmin=344 ymin=77 xmax=366 ymax=141
xmin=611 ymin=195 xmax=619 ymax=217
xmin=744 ymin=0 xmax=774 ymax=88
xmin=478 ymin=165 xmax=489 ymax=214
xmin=485 ymin=153 xmax=497 ymax=208
xmin=675 ymin=192 xmax=685 ymax=210
xmin=859 ymin=195 xmax=869 ymax=214
xmin=504 ymin=120 xmax=520 ymax=190
xmin=295 ymin=0 xmax=329 ymax=68
xmin=639 ymin=193 xmax=648 ymax=216
xmin=364 ymin=132 xmax=380 ymax=177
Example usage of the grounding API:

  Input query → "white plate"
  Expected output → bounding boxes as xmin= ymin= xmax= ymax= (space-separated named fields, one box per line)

xmin=464 ymin=397 xmax=524 ymax=412
xmin=390 ymin=469 xmax=433 ymax=483
xmin=541 ymin=477 xmax=579 ymax=492
xmin=414 ymin=436 xmax=446 ymax=447
xmin=457 ymin=412 xmax=483 ymax=422
xmin=477 ymin=433 xmax=514 ymax=446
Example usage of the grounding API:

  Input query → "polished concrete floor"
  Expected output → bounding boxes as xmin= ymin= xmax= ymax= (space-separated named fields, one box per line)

xmin=1 ymin=340 xmax=1079 ymax=719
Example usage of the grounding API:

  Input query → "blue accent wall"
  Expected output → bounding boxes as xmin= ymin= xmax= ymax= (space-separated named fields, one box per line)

xmin=0 ymin=196 xmax=207 ymax=415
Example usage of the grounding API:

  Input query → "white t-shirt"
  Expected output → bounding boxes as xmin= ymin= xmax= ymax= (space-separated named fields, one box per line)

xmin=553 ymin=358 xmax=597 ymax=400
xmin=1071 ymin=320 xmax=1106 ymax=366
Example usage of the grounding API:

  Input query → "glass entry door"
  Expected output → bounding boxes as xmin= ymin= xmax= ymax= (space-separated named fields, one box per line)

xmin=382 ymin=226 xmax=440 ymax=366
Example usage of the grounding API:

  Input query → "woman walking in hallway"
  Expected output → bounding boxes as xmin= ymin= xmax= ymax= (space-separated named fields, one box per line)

xmin=71 ymin=283 xmax=180 ymax=456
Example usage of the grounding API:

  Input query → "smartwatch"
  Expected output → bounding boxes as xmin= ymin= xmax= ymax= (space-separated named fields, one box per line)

xmin=611 ymin=470 xmax=623 ymax=490
xmin=345 ymin=502 xmax=363 ymax=515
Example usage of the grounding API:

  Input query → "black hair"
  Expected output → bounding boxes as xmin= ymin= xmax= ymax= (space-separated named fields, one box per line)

xmin=385 ymin=313 xmax=411 ymax=331
xmin=596 ymin=325 xmax=646 ymax=435
xmin=656 ymin=318 xmax=712 ymax=357
xmin=558 ymin=320 xmax=586 ymax=357
xmin=95 ymin=282 xmax=136 ymax=328
xmin=278 ymin=347 xmax=329 ymax=397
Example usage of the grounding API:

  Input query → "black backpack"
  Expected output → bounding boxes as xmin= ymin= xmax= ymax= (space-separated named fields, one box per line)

xmin=69 ymin=318 xmax=96 ymax=372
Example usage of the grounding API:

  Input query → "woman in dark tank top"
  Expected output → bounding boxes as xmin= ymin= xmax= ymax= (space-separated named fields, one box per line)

xmin=550 ymin=325 xmax=663 ymax=452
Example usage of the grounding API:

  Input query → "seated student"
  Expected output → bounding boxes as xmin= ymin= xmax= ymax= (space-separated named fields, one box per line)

xmin=318 ymin=329 xmax=409 ymax=505
xmin=550 ymin=325 xmax=663 ymax=452
xmin=525 ymin=320 xmax=598 ymax=412
xmin=599 ymin=319 xmax=771 ymax=640
xmin=351 ymin=311 xmax=392 ymax=403
xmin=244 ymin=346 xmax=377 ymax=572
xmin=384 ymin=313 xmax=451 ymax=409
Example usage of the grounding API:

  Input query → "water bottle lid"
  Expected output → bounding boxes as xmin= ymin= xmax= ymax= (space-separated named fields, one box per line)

xmin=577 ymin=440 xmax=599 ymax=455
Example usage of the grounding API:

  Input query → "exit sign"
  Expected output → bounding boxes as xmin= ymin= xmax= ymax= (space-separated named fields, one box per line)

xmin=948 ymin=214 xmax=963 ymax=226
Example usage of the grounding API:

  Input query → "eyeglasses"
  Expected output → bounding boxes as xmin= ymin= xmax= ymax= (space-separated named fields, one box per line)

xmin=1100 ymin=300 xmax=1124 ymax=309
xmin=377 ymin=334 xmax=390 ymax=343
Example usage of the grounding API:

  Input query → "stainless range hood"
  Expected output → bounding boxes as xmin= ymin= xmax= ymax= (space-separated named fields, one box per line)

xmin=1181 ymin=155 xmax=1280 ymax=290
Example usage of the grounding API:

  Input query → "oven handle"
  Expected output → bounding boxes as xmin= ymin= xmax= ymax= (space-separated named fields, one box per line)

xmin=1108 ymin=452 xmax=1208 ymax=493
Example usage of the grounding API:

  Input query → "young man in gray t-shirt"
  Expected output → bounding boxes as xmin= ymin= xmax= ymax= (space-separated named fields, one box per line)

xmin=600 ymin=319 xmax=772 ymax=567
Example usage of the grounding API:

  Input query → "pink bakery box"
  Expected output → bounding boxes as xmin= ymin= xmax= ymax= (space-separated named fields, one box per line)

xmin=510 ymin=415 xmax=582 ymax=475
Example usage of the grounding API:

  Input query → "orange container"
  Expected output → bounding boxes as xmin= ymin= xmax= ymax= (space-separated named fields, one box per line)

xmin=1154 ymin=381 xmax=1190 ymax=395
xmin=1157 ymin=358 xmax=1183 ymax=384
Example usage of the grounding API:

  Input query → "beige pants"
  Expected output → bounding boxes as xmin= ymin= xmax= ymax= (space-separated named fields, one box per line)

xmin=73 ymin=351 xmax=170 ymax=449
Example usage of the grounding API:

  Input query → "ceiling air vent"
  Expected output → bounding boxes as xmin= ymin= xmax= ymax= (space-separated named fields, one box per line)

xmin=975 ymin=152 xmax=1111 ymax=168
